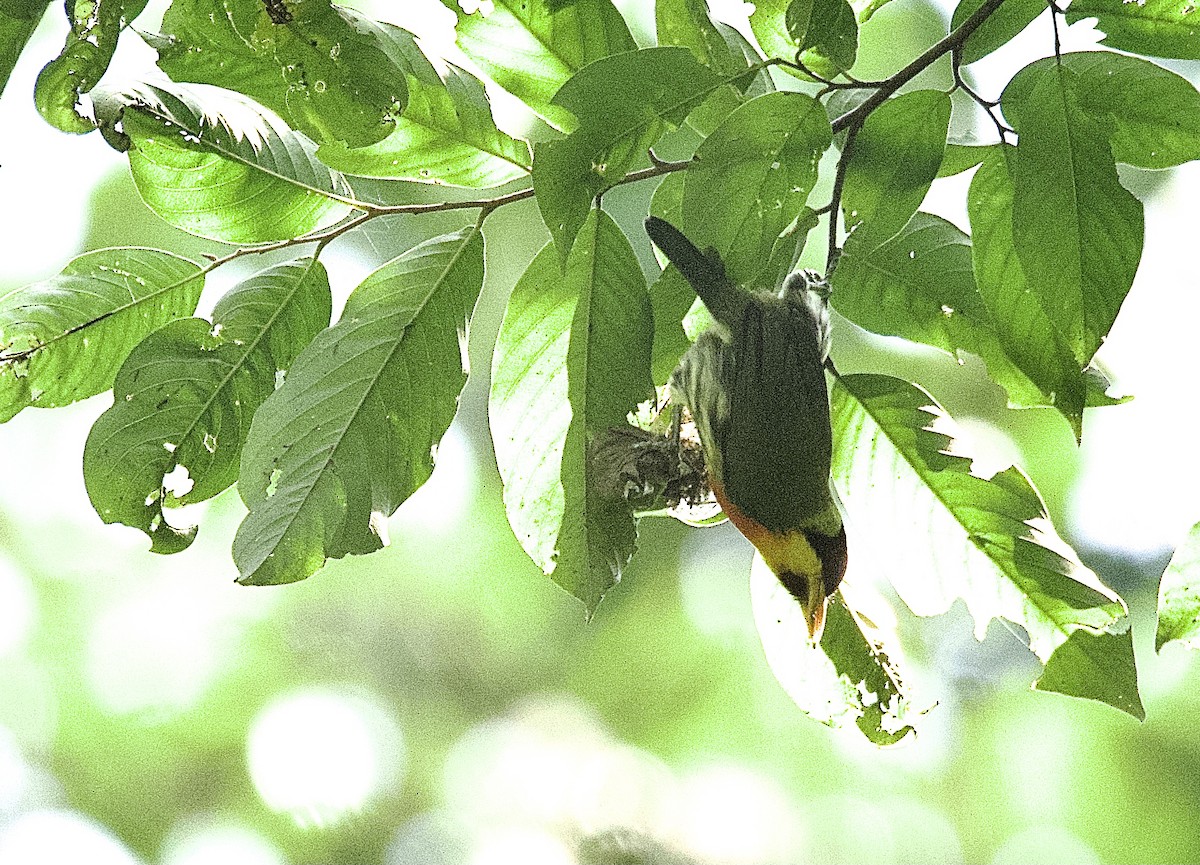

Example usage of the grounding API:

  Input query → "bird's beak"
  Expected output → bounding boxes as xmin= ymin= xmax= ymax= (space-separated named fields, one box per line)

xmin=801 ymin=586 xmax=827 ymax=643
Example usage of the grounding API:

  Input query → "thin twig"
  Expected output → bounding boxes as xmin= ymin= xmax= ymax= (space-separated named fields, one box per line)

xmin=825 ymin=124 xmax=858 ymax=276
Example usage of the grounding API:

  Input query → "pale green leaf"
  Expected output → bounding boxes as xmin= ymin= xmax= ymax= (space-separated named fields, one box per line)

xmin=94 ymin=82 xmax=356 ymax=244
xmin=842 ymin=89 xmax=951 ymax=248
xmin=442 ymin=0 xmax=636 ymax=131
xmin=490 ymin=209 xmax=653 ymax=612
xmin=83 ymin=258 xmax=331 ymax=553
xmin=34 ymin=0 xmax=148 ymax=133
xmin=753 ymin=564 xmax=918 ymax=744
xmin=1156 ymin=521 xmax=1200 ymax=651
xmin=156 ymin=0 xmax=408 ymax=148
xmin=317 ymin=63 xmax=531 ymax=187
xmin=1004 ymin=65 xmax=1144 ymax=367
xmin=1003 ymin=52 xmax=1200 ymax=169
xmin=831 ymin=374 xmax=1136 ymax=713
xmin=0 ymin=248 xmax=204 ymax=422
xmin=1066 ymin=0 xmax=1200 ymax=59
xmin=533 ymin=47 xmax=723 ymax=260
xmin=233 ymin=227 xmax=484 ymax=585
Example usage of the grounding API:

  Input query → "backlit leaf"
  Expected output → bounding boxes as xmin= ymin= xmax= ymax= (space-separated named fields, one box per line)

xmin=1156 ymin=521 xmax=1200 ymax=651
xmin=0 ymin=248 xmax=204 ymax=423
xmin=1066 ymin=0 xmax=1200 ymax=59
xmin=1 ymin=0 xmax=51 ymax=99
xmin=951 ymin=0 xmax=1044 ymax=65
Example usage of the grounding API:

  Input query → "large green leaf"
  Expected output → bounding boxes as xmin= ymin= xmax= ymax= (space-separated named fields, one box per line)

xmin=1003 ymin=53 xmax=1200 ymax=169
xmin=1156 ymin=521 xmax=1200 ymax=651
xmin=967 ymin=148 xmax=1087 ymax=433
xmin=786 ymin=0 xmax=859 ymax=72
xmin=0 ymin=0 xmax=50 ymax=99
xmin=681 ymin=90 xmax=831 ymax=288
xmin=951 ymin=0 xmax=1044 ymax=65
xmin=94 ymin=82 xmax=356 ymax=244
xmin=83 ymin=258 xmax=331 ymax=554
xmin=155 ymin=0 xmax=407 ymax=148
xmin=841 ymin=89 xmax=950 ymax=249
xmin=1066 ymin=0 xmax=1200 ymax=59
xmin=490 ymin=209 xmax=653 ymax=612
xmin=233 ymin=227 xmax=484 ymax=585
xmin=0 ymin=248 xmax=204 ymax=423
xmin=34 ymin=0 xmax=148 ymax=133
xmin=646 ymin=173 xmax=697 ymax=386
xmin=317 ymin=62 xmax=531 ymax=187
xmin=1003 ymin=64 xmax=1144 ymax=367
xmin=831 ymin=374 xmax=1140 ymax=716
xmin=533 ymin=47 xmax=723 ymax=261
xmin=442 ymin=0 xmax=636 ymax=131
xmin=753 ymin=569 xmax=917 ymax=744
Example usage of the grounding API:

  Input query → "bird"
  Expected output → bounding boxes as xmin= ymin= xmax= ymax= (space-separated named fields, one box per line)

xmin=645 ymin=216 xmax=847 ymax=639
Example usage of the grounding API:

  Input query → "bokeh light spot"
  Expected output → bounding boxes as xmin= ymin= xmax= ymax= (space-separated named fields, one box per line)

xmin=0 ymin=554 xmax=36 ymax=658
xmin=0 ymin=810 xmax=140 ymax=865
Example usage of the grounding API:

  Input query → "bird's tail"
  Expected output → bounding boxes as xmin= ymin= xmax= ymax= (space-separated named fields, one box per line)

xmin=645 ymin=217 xmax=745 ymax=326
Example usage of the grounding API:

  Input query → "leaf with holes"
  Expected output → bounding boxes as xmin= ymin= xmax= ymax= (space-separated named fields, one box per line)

xmin=83 ymin=258 xmax=331 ymax=553
xmin=831 ymin=373 xmax=1140 ymax=716
xmin=0 ymin=248 xmax=204 ymax=423
xmin=93 ymin=82 xmax=357 ymax=244
xmin=233 ymin=227 xmax=484 ymax=585
xmin=441 ymin=0 xmax=636 ymax=131
xmin=490 ymin=209 xmax=653 ymax=612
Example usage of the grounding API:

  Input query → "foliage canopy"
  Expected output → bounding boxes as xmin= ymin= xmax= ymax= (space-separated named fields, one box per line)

xmin=3 ymin=0 xmax=1200 ymax=741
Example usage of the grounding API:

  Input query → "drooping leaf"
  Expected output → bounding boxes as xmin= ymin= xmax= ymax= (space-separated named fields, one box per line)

xmin=83 ymin=258 xmax=331 ymax=554
xmin=753 ymin=565 xmax=918 ymax=744
xmin=442 ymin=0 xmax=636 ymax=131
xmin=532 ymin=47 xmax=723 ymax=261
xmin=1156 ymin=521 xmax=1200 ymax=651
xmin=93 ymin=82 xmax=356 ymax=244
xmin=34 ymin=0 xmax=149 ymax=133
xmin=1003 ymin=53 xmax=1200 ymax=169
xmin=786 ymin=0 xmax=859 ymax=73
xmin=831 ymin=374 xmax=1139 ymax=715
xmin=1066 ymin=0 xmax=1200 ymax=59
xmin=156 ymin=0 xmax=407 ymax=148
xmin=490 ymin=209 xmax=654 ymax=612
xmin=0 ymin=248 xmax=204 ymax=423
xmin=1035 ymin=628 xmax=1145 ymax=719
xmin=1 ymin=0 xmax=51 ymax=98
xmin=951 ymin=0 xmax=1044 ymax=65
xmin=1003 ymin=64 xmax=1144 ymax=367
xmin=233 ymin=227 xmax=484 ymax=585
xmin=967 ymin=148 xmax=1087 ymax=432
xmin=317 ymin=62 xmax=531 ymax=187
xmin=841 ymin=89 xmax=951 ymax=248
xmin=749 ymin=0 xmax=893 ymax=78
xmin=681 ymin=90 xmax=831 ymax=288
xmin=937 ymin=142 xmax=997 ymax=177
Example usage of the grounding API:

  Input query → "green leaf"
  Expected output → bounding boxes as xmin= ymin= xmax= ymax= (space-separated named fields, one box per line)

xmin=34 ymin=0 xmax=149 ymax=133
xmin=0 ymin=248 xmax=204 ymax=423
xmin=317 ymin=62 xmax=531 ymax=187
xmin=532 ymin=47 xmax=723 ymax=261
xmin=681 ymin=90 xmax=832 ymax=288
xmin=156 ymin=0 xmax=407 ymax=148
xmin=967 ymin=148 xmax=1087 ymax=432
xmin=1036 ymin=629 xmax=1145 ymax=720
xmin=83 ymin=258 xmax=331 ymax=554
xmin=646 ymin=173 xmax=698 ymax=386
xmin=786 ymin=0 xmax=859 ymax=72
xmin=841 ymin=89 xmax=951 ymax=248
xmin=94 ymin=82 xmax=356 ymax=244
xmin=233 ymin=227 xmax=484 ymax=585
xmin=1065 ymin=0 xmax=1200 ymax=59
xmin=831 ymin=374 xmax=1137 ymax=714
xmin=951 ymin=0 xmax=1044 ymax=65
xmin=750 ymin=0 xmax=893 ymax=77
xmin=1003 ymin=65 xmax=1144 ymax=367
xmin=937 ymin=142 xmax=998 ymax=177
xmin=1156 ymin=522 xmax=1200 ymax=651
xmin=490 ymin=209 xmax=653 ymax=612
xmin=0 ymin=0 xmax=50 ymax=99
xmin=754 ymin=572 xmax=918 ymax=744
xmin=1003 ymin=53 xmax=1200 ymax=169
xmin=442 ymin=0 xmax=636 ymax=131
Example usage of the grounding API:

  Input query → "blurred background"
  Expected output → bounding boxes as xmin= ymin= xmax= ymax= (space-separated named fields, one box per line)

xmin=3 ymin=1 xmax=1200 ymax=863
